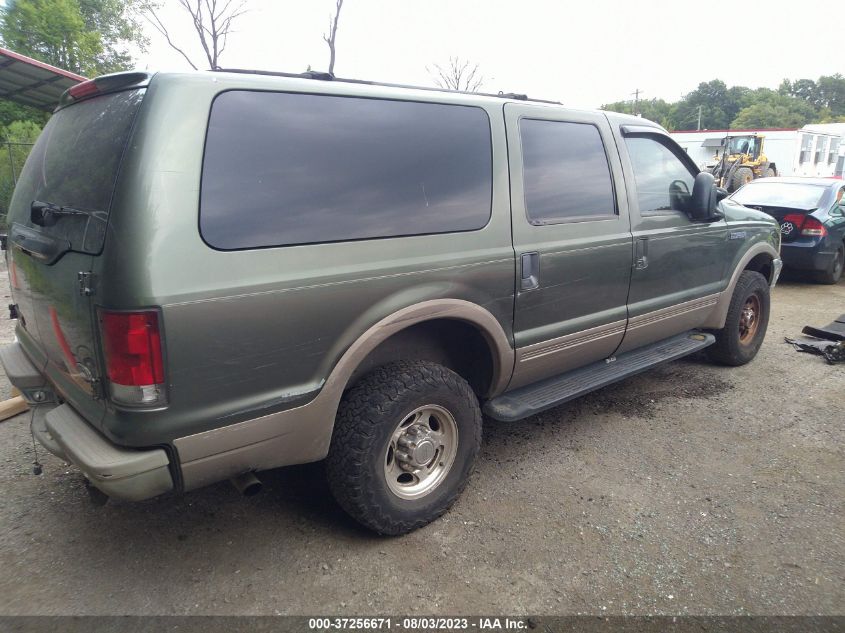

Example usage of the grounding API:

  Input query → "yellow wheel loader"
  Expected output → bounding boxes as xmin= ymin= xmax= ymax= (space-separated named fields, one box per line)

xmin=709 ymin=134 xmax=777 ymax=192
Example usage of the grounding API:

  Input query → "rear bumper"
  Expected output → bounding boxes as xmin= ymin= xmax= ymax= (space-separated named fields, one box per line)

xmin=1 ymin=342 xmax=174 ymax=501
xmin=781 ymin=241 xmax=835 ymax=272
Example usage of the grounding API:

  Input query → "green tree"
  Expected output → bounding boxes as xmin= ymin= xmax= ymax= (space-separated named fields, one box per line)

xmin=0 ymin=0 xmax=101 ymax=75
xmin=77 ymin=0 xmax=150 ymax=74
xmin=0 ymin=100 xmax=49 ymax=128
xmin=601 ymin=98 xmax=673 ymax=129
xmin=0 ymin=0 xmax=148 ymax=76
xmin=816 ymin=74 xmax=845 ymax=116
xmin=667 ymin=80 xmax=747 ymax=130
xmin=731 ymin=93 xmax=817 ymax=129
xmin=0 ymin=119 xmax=43 ymax=227
xmin=779 ymin=74 xmax=845 ymax=117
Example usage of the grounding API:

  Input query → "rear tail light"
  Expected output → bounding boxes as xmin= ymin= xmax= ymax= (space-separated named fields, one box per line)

xmin=60 ymin=72 xmax=149 ymax=106
xmin=99 ymin=309 xmax=166 ymax=406
xmin=800 ymin=216 xmax=828 ymax=237
xmin=67 ymin=80 xmax=100 ymax=100
xmin=782 ymin=213 xmax=806 ymax=232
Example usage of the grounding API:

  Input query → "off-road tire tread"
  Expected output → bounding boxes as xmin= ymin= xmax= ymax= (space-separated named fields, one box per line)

xmin=707 ymin=270 xmax=769 ymax=366
xmin=326 ymin=360 xmax=481 ymax=535
xmin=731 ymin=167 xmax=754 ymax=192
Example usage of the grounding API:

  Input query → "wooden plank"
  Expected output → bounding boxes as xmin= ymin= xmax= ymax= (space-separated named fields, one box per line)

xmin=0 ymin=395 xmax=28 ymax=422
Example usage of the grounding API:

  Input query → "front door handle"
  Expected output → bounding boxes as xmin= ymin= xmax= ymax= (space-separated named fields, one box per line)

xmin=520 ymin=252 xmax=540 ymax=290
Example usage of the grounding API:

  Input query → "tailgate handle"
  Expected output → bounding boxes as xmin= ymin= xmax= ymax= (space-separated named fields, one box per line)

xmin=9 ymin=223 xmax=71 ymax=265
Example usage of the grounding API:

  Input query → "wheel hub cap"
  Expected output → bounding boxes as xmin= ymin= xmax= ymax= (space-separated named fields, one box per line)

xmin=384 ymin=405 xmax=459 ymax=500
xmin=396 ymin=424 xmax=437 ymax=470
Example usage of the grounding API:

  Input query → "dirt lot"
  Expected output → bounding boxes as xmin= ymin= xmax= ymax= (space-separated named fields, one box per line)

xmin=0 ymin=264 xmax=842 ymax=616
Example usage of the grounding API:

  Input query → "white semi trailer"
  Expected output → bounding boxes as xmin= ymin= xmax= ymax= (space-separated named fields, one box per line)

xmin=671 ymin=123 xmax=845 ymax=179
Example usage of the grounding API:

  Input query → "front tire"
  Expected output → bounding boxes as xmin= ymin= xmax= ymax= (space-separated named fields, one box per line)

xmin=731 ymin=167 xmax=754 ymax=192
xmin=816 ymin=243 xmax=844 ymax=285
xmin=326 ymin=361 xmax=482 ymax=535
xmin=707 ymin=270 xmax=770 ymax=366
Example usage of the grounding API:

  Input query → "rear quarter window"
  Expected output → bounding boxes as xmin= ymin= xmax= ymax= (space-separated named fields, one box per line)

xmin=200 ymin=91 xmax=493 ymax=249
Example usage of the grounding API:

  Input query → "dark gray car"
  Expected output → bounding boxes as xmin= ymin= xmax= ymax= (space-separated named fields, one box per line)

xmin=1 ymin=70 xmax=782 ymax=534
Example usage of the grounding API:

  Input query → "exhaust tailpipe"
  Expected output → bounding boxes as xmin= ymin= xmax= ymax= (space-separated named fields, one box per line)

xmin=231 ymin=471 xmax=262 ymax=496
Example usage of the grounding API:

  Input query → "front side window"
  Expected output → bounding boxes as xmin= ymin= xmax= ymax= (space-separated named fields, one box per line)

xmin=200 ymin=91 xmax=492 ymax=249
xmin=625 ymin=136 xmax=695 ymax=215
xmin=520 ymin=119 xmax=615 ymax=224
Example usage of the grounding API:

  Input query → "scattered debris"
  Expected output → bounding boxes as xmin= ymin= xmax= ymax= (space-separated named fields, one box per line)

xmin=786 ymin=313 xmax=845 ymax=364
xmin=801 ymin=313 xmax=845 ymax=342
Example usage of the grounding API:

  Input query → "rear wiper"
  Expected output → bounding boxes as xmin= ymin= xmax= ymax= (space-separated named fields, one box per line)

xmin=30 ymin=200 xmax=94 ymax=227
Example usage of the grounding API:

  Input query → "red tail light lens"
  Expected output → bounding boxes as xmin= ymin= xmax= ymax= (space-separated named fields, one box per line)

xmin=99 ymin=310 xmax=166 ymax=406
xmin=68 ymin=80 xmax=100 ymax=100
xmin=800 ymin=216 xmax=827 ymax=237
xmin=782 ymin=213 xmax=806 ymax=232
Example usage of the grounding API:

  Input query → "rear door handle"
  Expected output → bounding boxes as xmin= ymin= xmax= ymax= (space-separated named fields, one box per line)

xmin=520 ymin=252 xmax=540 ymax=290
xmin=635 ymin=237 xmax=649 ymax=270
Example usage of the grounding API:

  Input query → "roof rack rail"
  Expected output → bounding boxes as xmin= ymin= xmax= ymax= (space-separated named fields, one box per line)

xmin=213 ymin=68 xmax=561 ymax=105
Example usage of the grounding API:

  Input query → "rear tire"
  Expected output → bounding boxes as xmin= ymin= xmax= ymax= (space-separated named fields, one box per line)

xmin=731 ymin=167 xmax=754 ymax=192
xmin=707 ymin=270 xmax=770 ymax=366
xmin=816 ymin=243 xmax=844 ymax=285
xmin=765 ymin=167 xmax=776 ymax=178
xmin=326 ymin=361 xmax=482 ymax=535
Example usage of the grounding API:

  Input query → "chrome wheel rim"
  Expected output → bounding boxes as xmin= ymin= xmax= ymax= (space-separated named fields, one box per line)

xmin=384 ymin=404 xmax=458 ymax=500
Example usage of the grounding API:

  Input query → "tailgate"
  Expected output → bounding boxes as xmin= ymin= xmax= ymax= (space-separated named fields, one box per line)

xmin=5 ymin=88 xmax=145 ymax=420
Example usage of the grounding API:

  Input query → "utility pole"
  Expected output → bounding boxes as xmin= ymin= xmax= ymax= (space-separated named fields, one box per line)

xmin=697 ymin=105 xmax=702 ymax=131
xmin=631 ymin=88 xmax=642 ymax=116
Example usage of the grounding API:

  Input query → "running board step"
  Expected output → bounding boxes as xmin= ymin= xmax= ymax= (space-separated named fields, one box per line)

xmin=484 ymin=331 xmax=715 ymax=422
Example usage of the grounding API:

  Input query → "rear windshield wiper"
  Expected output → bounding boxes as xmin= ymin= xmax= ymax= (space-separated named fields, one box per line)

xmin=30 ymin=200 xmax=98 ymax=227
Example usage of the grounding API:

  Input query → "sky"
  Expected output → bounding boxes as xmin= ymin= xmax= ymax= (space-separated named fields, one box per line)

xmin=139 ymin=0 xmax=844 ymax=110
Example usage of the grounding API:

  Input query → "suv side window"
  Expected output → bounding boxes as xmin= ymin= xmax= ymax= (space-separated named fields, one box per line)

xmin=625 ymin=136 xmax=695 ymax=215
xmin=520 ymin=119 xmax=616 ymax=224
xmin=200 ymin=91 xmax=492 ymax=250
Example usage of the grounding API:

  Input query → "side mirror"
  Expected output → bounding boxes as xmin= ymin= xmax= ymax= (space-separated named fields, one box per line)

xmin=690 ymin=172 xmax=720 ymax=221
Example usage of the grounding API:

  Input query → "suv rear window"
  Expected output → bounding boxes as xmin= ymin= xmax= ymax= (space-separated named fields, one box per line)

xmin=200 ymin=91 xmax=493 ymax=250
xmin=10 ymin=89 xmax=144 ymax=254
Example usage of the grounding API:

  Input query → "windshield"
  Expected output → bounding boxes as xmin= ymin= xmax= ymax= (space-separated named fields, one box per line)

xmin=727 ymin=136 xmax=759 ymax=156
xmin=732 ymin=182 xmax=827 ymax=210
xmin=8 ymin=89 xmax=144 ymax=254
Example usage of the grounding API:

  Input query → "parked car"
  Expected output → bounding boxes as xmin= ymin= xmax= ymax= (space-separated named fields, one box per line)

xmin=731 ymin=177 xmax=845 ymax=284
xmin=1 ymin=70 xmax=781 ymax=534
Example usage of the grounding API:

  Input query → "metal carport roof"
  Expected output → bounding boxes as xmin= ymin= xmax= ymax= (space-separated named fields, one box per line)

xmin=0 ymin=47 xmax=86 ymax=111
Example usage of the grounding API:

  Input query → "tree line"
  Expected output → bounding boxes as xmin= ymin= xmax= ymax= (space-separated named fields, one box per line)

xmin=601 ymin=77 xmax=845 ymax=131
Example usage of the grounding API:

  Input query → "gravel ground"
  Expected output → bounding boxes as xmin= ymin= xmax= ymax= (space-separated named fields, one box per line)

xmin=0 ymin=263 xmax=842 ymax=616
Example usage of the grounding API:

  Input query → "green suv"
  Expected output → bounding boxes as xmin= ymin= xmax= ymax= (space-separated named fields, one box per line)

xmin=1 ymin=70 xmax=781 ymax=534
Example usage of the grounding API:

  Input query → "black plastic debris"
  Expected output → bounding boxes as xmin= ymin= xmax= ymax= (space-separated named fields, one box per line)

xmin=785 ymin=337 xmax=845 ymax=364
xmin=802 ymin=313 xmax=845 ymax=342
